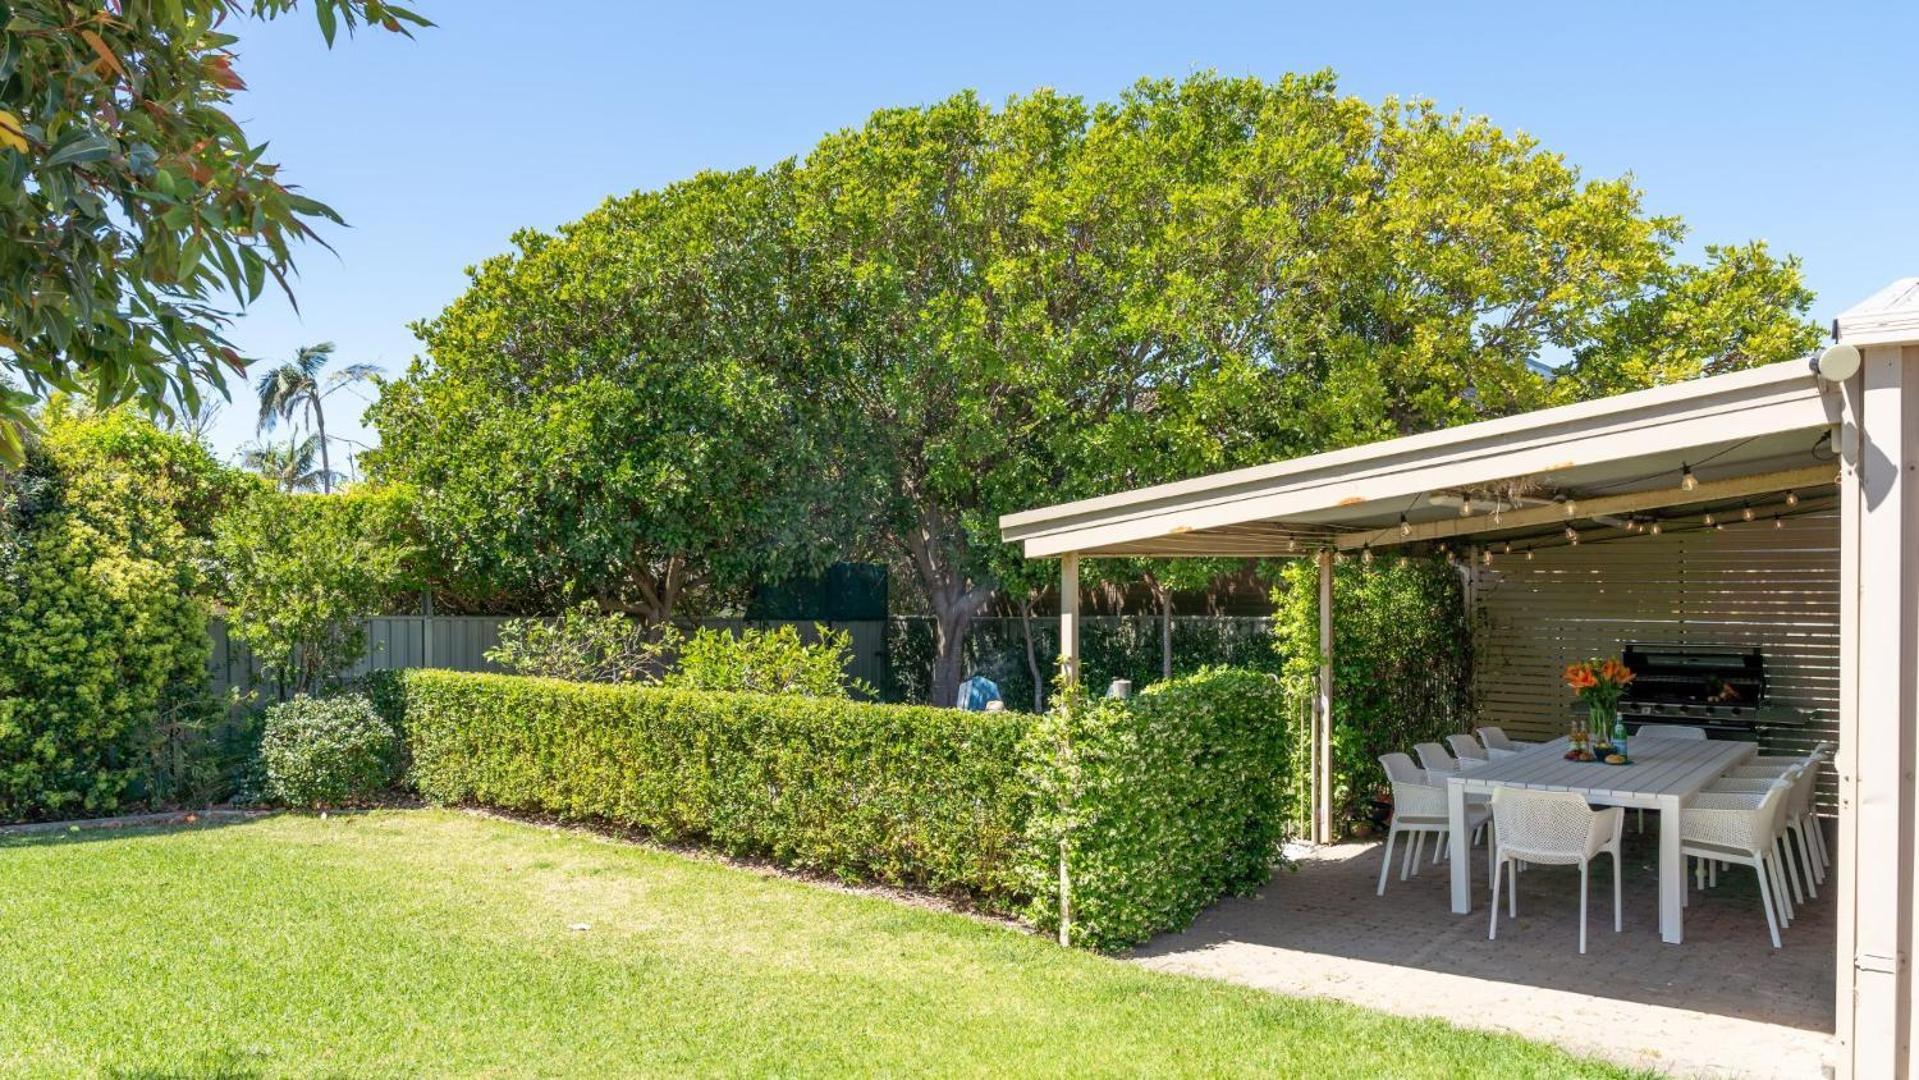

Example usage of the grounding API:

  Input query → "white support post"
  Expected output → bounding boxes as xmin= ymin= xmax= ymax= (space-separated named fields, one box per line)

xmin=1835 ymin=279 xmax=1919 ymax=1079
xmin=1316 ymin=550 xmax=1334 ymax=846
xmin=1059 ymin=552 xmax=1080 ymax=691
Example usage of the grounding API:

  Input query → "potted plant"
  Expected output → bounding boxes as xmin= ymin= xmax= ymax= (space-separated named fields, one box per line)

xmin=1564 ymin=658 xmax=1635 ymax=757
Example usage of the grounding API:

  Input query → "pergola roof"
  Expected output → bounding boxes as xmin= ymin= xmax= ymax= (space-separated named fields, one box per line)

xmin=1000 ymin=358 xmax=1844 ymax=559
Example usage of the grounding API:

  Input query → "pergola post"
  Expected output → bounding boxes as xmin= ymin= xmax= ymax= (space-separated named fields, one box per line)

xmin=1059 ymin=552 xmax=1080 ymax=690
xmin=1834 ymin=280 xmax=1919 ymax=1078
xmin=1315 ymin=550 xmax=1334 ymax=845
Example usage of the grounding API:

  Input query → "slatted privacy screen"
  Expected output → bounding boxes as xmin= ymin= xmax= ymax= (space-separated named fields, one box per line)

xmin=1471 ymin=508 xmax=1840 ymax=807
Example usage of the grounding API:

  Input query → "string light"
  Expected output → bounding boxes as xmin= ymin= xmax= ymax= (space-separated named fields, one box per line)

xmin=1649 ymin=521 xmax=1662 ymax=536
xmin=1459 ymin=500 xmax=1473 ymax=518
xmin=1399 ymin=513 xmax=1411 ymax=537
xmin=1681 ymin=463 xmax=1698 ymax=491
xmin=1482 ymin=548 xmax=1494 ymax=567
xmin=1773 ymin=514 xmax=1784 ymax=530
xmin=1491 ymin=505 xmax=1502 ymax=525
xmin=1564 ymin=525 xmax=1579 ymax=543
xmin=1563 ymin=499 xmax=1577 ymax=518
xmin=1741 ymin=501 xmax=1755 ymax=522
xmin=1361 ymin=545 xmax=1374 ymax=566
xmin=1525 ymin=549 xmax=1535 ymax=561
xmin=1502 ymin=541 xmax=1513 ymax=554
xmin=1785 ymin=491 xmax=1799 ymax=507
xmin=1702 ymin=512 xmax=1716 ymax=527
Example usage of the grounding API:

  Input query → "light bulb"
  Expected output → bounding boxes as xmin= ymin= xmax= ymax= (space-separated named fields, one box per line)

xmin=1399 ymin=513 xmax=1411 ymax=537
xmin=1681 ymin=464 xmax=1697 ymax=491
xmin=1702 ymin=513 xmax=1715 ymax=527
xmin=1525 ymin=549 xmax=1535 ymax=561
xmin=1773 ymin=515 xmax=1784 ymax=530
xmin=1742 ymin=502 xmax=1755 ymax=522
xmin=1563 ymin=500 xmax=1577 ymax=518
xmin=1564 ymin=525 xmax=1578 ymax=542
xmin=1482 ymin=549 xmax=1493 ymax=566
xmin=1361 ymin=545 xmax=1374 ymax=565
xmin=1786 ymin=491 xmax=1799 ymax=507
xmin=1649 ymin=521 xmax=1662 ymax=536
xmin=1502 ymin=541 xmax=1512 ymax=554
xmin=1460 ymin=501 xmax=1473 ymax=517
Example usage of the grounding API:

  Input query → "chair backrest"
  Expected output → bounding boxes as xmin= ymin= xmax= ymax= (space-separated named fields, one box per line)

xmin=1488 ymin=788 xmax=1603 ymax=856
xmin=1446 ymin=734 xmax=1488 ymax=762
xmin=1635 ymin=724 xmax=1707 ymax=741
xmin=1379 ymin=752 xmax=1422 ymax=783
xmin=1414 ymin=742 xmax=1458 ymax=773
xmin=1476 ymin=726 xmax=1514 ymax=751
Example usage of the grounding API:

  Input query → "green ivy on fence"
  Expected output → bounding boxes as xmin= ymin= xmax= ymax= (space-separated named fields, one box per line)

xmin=1270 ymin=555 xmax=1474 ymax=830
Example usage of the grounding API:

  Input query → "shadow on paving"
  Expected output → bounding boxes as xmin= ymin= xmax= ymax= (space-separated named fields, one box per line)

xmin=1133 ymin=824 xmax=1836 ymax=1034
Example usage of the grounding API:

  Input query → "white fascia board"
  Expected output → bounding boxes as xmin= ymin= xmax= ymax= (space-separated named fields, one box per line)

xmin=1007 ymin=361 xmax=1834 ymax=559
xmin=1836 ymin=277 xmax=1919 ymax=347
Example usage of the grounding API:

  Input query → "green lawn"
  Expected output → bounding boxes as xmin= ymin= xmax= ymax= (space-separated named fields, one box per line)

xmin=0 ymin=810 xmax=1631 ymax=1077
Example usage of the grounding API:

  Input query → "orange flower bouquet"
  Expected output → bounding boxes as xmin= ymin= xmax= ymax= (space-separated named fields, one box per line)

xmin=1565 ymin=658 xmax=1635 ymax=750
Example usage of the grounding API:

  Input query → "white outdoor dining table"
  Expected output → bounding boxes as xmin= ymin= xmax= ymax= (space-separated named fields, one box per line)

xmin=1446 ymin=734 xmax=1756 ymax=944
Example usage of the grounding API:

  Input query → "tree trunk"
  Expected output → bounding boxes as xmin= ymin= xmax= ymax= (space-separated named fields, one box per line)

xmin=1019 ymin=594 xmax=1045 ymax=713
xmin=931 ymin=606 xmax=972 ymax=708
xmin=313 ymin=397 xmax=332 ymax=494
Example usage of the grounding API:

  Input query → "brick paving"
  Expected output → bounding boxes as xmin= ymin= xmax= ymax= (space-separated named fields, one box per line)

xmin=1134 ymin=827 xmax=1835 ymax=1077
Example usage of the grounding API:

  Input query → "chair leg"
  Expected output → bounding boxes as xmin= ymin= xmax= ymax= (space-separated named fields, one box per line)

xmin=1709 ymin=860 xmax=1718 ymax=888
xmin=1792 ymin=824 xmax=1818 ymax=899
xmin=1377 ymin=826 xmax=1399 ymax=896
xmin=1402 ymin=831 xmax=1417 ymax=881
xmin=1813 ymin=816 xmax=1831 ymax=869
xmin=1578 ymin=862 xmax=1589 ymax=955
xmin=1636 ymin=807 xmax=1645 ymax=834
xmin=1768 ymin=848 xmax=1793 ymax=926
xmin=1779 ymin=836 xmax=1805 ymax=905
xmin=1755 ymin=855 xmax=1783 ymax=949
xmin=1508 ymin=853 xmax=1518 ymax=917
xmin=1409 ymin=832 xmax=1425 ymax=878
xmin=1612 ymin=850 xmax=1623 ymax=932
xmin=1796 ymin=820 xmax=1822 ymax=892
xmin=1486 ymin=823 xmax=1497 ymax=887
xmin=1488 ymin=855 xmax=1503 ymax=941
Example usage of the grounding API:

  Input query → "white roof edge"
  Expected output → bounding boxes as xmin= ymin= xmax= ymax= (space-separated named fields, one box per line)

xmin=1001 ymin=358 xmax=1817 ymax=534
xmin=1836 ymin=277 xmax=1919 ymax=347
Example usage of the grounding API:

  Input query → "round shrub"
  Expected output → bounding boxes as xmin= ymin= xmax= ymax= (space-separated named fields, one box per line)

xmin=260 ymin=693 xmax=396 ymax=809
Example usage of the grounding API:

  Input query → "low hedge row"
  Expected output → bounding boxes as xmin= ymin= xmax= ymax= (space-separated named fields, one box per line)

xmin=394 ymin=666 xmax=1292 ymax=948
xmin=1022 ymin=669 xmax=1293 ymax=950
xmin=398 ymin=670 xmax=1031 ymax=908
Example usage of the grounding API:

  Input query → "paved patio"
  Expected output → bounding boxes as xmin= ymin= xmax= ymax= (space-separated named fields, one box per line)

xmin=1134 ymin=828 xmax=1836 ymax=1078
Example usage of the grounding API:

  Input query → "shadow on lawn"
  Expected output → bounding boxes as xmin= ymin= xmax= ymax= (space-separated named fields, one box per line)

xmin=0 ymin=809 xmax=282 ymax=850
xmin=1132 ymin=826 xmax=1837 ymax=1034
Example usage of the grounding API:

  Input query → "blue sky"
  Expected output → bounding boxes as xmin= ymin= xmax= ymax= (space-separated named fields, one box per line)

xmin=208 ymin=0 xmax=1919 ymax=468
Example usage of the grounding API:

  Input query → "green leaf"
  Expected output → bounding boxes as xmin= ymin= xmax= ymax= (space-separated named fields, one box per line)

xmin=42 ymin=130 xmax=112 ymax=168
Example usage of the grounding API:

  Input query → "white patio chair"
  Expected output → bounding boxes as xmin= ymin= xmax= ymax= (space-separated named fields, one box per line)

xmin=1377 ymin=752 xmax=1489 ymax=895
xmin=1446 ymin=734 xmax=1489 ymax=766
xmin=1713 ymin=754 xmax=1826 ymax=898
xmin=1634 ymin=724 xmax=1708 ymax=741
xmin=1486 ymin=788 xmax=1625 ymax=954
xmin=1476 ymin=726 xmax=1538 ymax=753
xmin=1680 ymin=774 xmax=1796 ymax=949
xmin=1414 ymin=741 xmax=1463 ymax=773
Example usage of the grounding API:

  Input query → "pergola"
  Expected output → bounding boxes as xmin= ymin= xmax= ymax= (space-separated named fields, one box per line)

xmin=999 ymin=278 xmax=1919 ymax=1077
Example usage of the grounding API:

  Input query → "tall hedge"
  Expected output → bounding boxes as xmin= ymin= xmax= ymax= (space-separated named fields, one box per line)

xmin=399 ymin=670 xmax=1032 ymax=907
xmin=1022 ymin=668 xmax=1293 ymax=951
xmin=0 ymin=406 xmax=236 ymax=820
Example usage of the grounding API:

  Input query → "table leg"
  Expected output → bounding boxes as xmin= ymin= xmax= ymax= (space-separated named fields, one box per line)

xmin=1448 ymin=780 xmax=1471 ymax=915
xmin=1658 ymin=794 xmax=1683 ymax=944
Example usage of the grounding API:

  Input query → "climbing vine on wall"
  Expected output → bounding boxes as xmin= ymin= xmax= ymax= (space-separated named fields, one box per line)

xmin=1271 ymin=554 xmax=1474 ymax=830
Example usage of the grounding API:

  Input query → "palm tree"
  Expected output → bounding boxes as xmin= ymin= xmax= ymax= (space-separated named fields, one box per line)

xmin=242 ymin=435 xmax=339 ymax=493
xmin=254 ymin=342 xmax=379 ymax=493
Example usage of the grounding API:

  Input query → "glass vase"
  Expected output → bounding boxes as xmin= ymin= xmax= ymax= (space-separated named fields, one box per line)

xmin=1589 ymin=704 xmax=1614 ymax=752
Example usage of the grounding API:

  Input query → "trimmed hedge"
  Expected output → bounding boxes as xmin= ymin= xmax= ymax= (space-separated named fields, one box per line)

xmin=399 ymin=670 xmax=1031 ymax=908
xmin=260 ymin=693 xmax=397 ymax=809
xmin=395 ymin=666 xmax=1294 ymax=948
xmin=1022 ymin=668 xmax=1293 ymax=951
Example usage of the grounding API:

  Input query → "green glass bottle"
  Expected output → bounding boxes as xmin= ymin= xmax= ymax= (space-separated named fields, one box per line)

xmin=1611 ymin=714 xmax=1629 ymax=761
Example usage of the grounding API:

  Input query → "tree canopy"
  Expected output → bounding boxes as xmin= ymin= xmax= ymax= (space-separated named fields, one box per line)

xmin=374 ymin=71 xmax=1820 ymax=704
xmin=0 ymin=0 xmax=428 ymax=463
xmin=367 ymin=167 xmax=852 ymax=621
